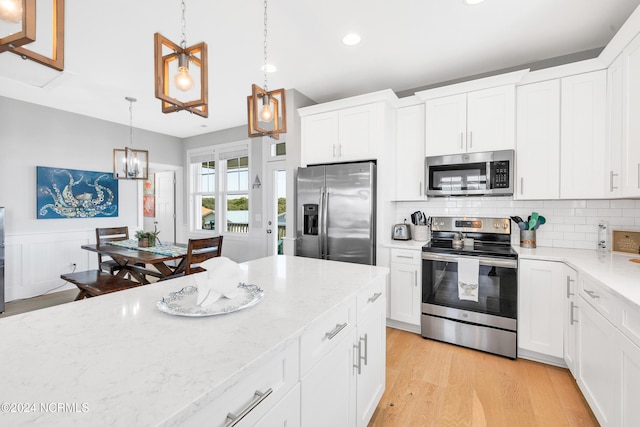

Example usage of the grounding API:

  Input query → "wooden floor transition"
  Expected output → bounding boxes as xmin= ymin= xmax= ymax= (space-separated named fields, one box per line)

xmin=2 ymin=294 xmax=599 ymax=426
xmin=369 ymin=327 xmax=599 ymax=427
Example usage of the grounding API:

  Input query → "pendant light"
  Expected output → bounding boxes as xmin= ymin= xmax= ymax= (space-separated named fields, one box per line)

xmin=247 ymin=0 xmax=287 ymax=139
xmin=154 ymin=0 xmax=208 ymax=117
xmin=113 ymin=97 xmax=149 ymax=180
xmin=0 ymin=0 xmax=64 ymax=71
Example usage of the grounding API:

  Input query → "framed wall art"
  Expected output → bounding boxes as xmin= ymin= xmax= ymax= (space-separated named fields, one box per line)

xmin=37 ymin=166 xmax=119 ymax=219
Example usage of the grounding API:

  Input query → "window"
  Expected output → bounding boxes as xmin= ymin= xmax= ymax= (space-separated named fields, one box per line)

xmin=189 ymin=144 xmax=249 ymax=234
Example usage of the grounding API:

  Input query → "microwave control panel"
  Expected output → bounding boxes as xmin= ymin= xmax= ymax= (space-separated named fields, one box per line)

xmin=491 ymin=161 xmax=510 ymax=188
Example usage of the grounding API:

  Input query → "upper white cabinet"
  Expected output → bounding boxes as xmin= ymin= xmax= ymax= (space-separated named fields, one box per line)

xmin=425 ymin=85 xmax=516 ymax=156
xmin=301 ymin=103 xmax=380 ymax=165
xmin=622 ymin=33 xmax=640 ymax=197
xmin=606 ymin=54 xmax=624 ymax=197
xmin=395 ymin=104 xmax=426 ymax=200
xmin=560 ymin=70 xmax=607 ymax=199
xmin=518 ymin=259 xmax=565 ymax=359
xmin=515 ymin=79 xmax=561 ymax=200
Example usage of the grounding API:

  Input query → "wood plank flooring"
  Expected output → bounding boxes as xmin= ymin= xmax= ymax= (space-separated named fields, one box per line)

xmin=369 ymin=328 xmax=599 ymax=427
xmin=0 ymin=289 xmax=77 ymax=318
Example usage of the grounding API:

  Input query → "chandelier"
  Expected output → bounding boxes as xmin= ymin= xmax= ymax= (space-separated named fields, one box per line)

xmin=113 ymin=97 xmax=149 ymax=180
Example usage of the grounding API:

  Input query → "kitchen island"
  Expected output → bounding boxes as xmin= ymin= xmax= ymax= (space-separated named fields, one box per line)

xmin=0 ymin=256 xmax=389 ymax=426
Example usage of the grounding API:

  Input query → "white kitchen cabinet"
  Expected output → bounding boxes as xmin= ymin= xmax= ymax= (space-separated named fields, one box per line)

xmin=301 ymin=103 xmax=381 ymax=165
xmin=622 ymin=33 xmax=640 ymax=197
xmin=389 ymin=248 xmax=421 ymax=326
xmin=518 ymin=259 xmax=565 ymax=359
xmin=300 ymin=277 xmax=386 ymax=427
xmin=577 ymin=291 xmax=616 ymax=427
xmin=606 ymin=54 xmax=624 ymax=197
xmin=425 ymin=85 xmax=515 ymax=156
xmin=563 ymin=266 xmax=578 ymax=377
xmin=614 ymin=330 xmax=640 ymax=427
xmin=515 ymin=79 xmax=560 ymax=200
xmin=560 ymin=70 xmax=607 ymax=199
xmin=355 ymin=282 xmax=386 ymax=427
xmin=255 ymin=384 xmax=301 ymax=427
xmin=395 ymin=104 xmax=426 ymax=200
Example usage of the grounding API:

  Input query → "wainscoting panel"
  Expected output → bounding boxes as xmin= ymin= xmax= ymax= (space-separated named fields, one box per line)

xmin=5 ymin=230 xmax=95 ymax=302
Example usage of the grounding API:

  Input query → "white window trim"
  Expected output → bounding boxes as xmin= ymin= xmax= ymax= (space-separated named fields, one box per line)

xmin=187 ymin=141 xmax=250 ymax=238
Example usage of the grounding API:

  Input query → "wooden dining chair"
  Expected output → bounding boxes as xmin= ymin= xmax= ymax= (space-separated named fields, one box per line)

xmin=185 ymin=236 xmax=224 ymax=275
xmin=95 ymin=226 xmax=130 ymax=274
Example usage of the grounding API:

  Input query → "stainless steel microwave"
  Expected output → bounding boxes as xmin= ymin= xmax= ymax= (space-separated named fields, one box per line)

xmin=425 ymin=149 xmax=514 ymax=197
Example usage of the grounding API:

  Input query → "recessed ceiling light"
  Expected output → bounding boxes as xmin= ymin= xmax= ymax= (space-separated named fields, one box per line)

xmin=464 ymin=0 xmax=486 ymax=4
xmin=342 ymin=33 xmax=361 ymax=46
xmin=261 ymin=63 xmax=277 ymax=73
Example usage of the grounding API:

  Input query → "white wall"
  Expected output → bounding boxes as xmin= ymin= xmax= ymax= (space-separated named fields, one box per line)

xmin=395 ymin=197 xmax=640 ymax=250
xmin=0 ymin=97 xmax=183 ymax=301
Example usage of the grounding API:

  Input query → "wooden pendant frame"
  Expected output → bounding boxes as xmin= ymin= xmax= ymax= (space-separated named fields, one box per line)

xmin=0 ymin=0 xmax=35 ymax=53
xmin=154 ymin=32 xmax=208 ymax=118
xmin=5 ymin=0 xmax=65 ymax=71
xmin=247 ymin=84 xmax=287 ymax=139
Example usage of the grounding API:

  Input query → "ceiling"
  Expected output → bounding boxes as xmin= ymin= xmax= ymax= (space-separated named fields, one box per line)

xmin=1 ymin=0 xmax=639 ymax=139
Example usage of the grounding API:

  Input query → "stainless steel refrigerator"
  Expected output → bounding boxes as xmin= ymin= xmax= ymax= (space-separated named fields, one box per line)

xmin=296 ymin=162 xmax=376 ymax=265
xmin=0 ymin=207 xmax=5 ymax=313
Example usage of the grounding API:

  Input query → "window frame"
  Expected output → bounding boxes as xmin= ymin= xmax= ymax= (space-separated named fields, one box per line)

xmin=187 ymin=142 xmax=250 ymax=237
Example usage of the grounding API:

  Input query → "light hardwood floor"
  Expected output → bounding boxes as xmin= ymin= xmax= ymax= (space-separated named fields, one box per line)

xmin=369 ymin=328 xmax=599 ymax=427
xmin=0 ymin=289 xmax=77 ymax=318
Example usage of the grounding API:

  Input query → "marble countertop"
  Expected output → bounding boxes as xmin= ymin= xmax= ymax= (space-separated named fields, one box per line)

xmin=0 ymin=256 xmax=389 ymax=426
xmin=514 ymin=246 xmax=640 ymax=308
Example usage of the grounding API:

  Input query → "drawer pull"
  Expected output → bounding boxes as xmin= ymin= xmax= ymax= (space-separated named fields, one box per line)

xmin=225 ymin=388 xmax=273 ymax=427
xmin=397 ymin=255 xmax=413 ymax=259
xmin=353 ymin=341 xmax=362 ymax=375
xmin=368 ymin=292 xmax=382 ymax=304
xmin=325 ymin=322 xmax=347 ymax=340
xmin=584 ymin=289 xmax=600 ymax=299
xmin=361 ymin=333 xmax=368 ymax=366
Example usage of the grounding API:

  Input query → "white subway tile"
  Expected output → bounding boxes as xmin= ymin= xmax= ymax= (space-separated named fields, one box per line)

xmin=553 ymin=240 xmax=575 ymax=248
xmin=623 ymin=209 xmax=640 ymax=217
xmin=564 ymin=232 xmax=586 ymax=241
xmin=544 ymin=200 xmax=587 ymax=208
xmin=586 ymin=200 xmax=610 ymax=208
xmin=610 ymin=200 xmax=636 ymax=209
xmin=553 ymin=208 xmax=575 ymax=216
xmin=555 ymin=224 xmax=576 ymax=232
xmin=597 ymin=208 xmax=622 ymax=217
xmin=575 ymin=208 xmax=599 ymax=217
xmin=574 ymin=240 xmax=597 ymax=250
xmin=575 ymin=224 xmax=597 ymax=233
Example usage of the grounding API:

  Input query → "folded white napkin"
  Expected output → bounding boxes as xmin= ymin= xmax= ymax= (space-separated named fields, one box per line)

xmin=457 ymin=257 xmax=479 ymax=302
xmin=195 ymin=257 xmax=240 ymax=306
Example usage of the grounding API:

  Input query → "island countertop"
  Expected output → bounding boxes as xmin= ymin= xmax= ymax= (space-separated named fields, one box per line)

xmin=0 ymin=256 xmax=389 ymax=426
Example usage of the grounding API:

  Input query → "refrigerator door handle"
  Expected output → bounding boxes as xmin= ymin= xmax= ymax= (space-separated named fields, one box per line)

xmin=322 ymin=189 xmax=329 ymax=259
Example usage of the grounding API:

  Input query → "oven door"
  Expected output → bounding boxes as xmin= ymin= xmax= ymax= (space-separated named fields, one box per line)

xmin=421 ymin=252 xmax=518 ymax=331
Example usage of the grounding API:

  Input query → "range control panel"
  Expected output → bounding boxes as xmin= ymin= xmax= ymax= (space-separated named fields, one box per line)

xmin=431 ymin=217 xmax=511 ymax=235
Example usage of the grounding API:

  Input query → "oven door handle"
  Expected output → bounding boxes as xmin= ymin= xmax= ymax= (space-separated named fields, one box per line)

xmin=421 ymin=252 xmax=517 ymax=269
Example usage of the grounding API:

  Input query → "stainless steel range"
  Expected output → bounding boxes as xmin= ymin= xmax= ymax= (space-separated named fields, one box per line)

xmin=421 ymin=216 xmax=518 ymax=359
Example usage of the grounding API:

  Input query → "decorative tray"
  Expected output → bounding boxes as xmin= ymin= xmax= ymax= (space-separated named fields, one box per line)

xmin=157 ymin=284 xmax=264 ymax=317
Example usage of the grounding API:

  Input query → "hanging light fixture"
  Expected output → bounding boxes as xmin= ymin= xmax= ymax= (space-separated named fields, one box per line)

xmin=154 ymin=0 xmax=208 ymax=117
xmin=0 ymin=0 xmax=64 ymax=71
xmin=0 ymin=0 xmax=35 ymax=53
xmin=113 ymin=97 xmax=149 ymax=180
xmin=247 ymin=0 xmax=287 ymax=139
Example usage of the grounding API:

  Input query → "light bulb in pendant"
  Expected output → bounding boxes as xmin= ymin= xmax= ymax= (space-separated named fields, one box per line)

xmin=174 ymin=53 xmax=194 ymax=91
xmin=0 ymin=0 xmax=22 ymax=23
xmin=259 ymin=95 xmax=274 ymax=122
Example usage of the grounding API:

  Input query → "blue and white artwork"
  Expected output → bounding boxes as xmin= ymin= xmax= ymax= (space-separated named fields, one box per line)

xmin=37 ymin=166 xmax=119 ymax=219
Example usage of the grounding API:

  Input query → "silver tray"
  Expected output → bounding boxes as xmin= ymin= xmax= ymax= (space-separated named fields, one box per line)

xmin=157 ymin=284 xmax=264 ymax=317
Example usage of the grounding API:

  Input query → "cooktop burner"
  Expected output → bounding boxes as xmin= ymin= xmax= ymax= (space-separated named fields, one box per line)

xmin=422 ymin=216 xmax=518 ymax=259
xmin=422 ymin=239 xmax=518 ymax=259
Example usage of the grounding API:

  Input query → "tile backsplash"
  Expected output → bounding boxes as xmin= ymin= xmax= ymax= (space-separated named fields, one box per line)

xmin=395 ymin=198 xmax=640 ymax=250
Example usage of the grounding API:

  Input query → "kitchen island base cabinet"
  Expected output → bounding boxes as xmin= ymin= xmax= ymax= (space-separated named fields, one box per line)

xmin=615 ymin=330 xmax=640 ymax=427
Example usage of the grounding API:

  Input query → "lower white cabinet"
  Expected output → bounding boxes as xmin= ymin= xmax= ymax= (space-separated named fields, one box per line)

xmin=255 ymin=384 xmax=301 ymax=427
xmin=615 ymin=330 xmax=640 ymax=427
xmin=577 ymin=292 xmax=616 ymax=427
xmin=389 ymin=248 xmax=421 ymax=326
xmin=301 ymin=277 xmax=386 ymax=427
xmin=563 ymin=266 xmax=578 ymax=376
xmin=518 ymin=259 xmax=565 ymax=359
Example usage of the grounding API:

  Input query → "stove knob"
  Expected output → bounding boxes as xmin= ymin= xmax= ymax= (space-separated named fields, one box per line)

xmin=494 ymin=223 xmax=499 ymax=229
xmin=503 ymin=223 xmax=508 ymax=229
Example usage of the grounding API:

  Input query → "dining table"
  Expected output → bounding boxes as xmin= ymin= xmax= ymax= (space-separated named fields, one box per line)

xmin=81 ymin=239 xmax=188 ymax=284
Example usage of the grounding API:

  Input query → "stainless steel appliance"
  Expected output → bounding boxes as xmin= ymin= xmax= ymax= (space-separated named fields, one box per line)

xmin=0 ymin=207 xmax=5 ymax=313
xmin=392 ymin=223 xmax=411 ymax=241
xmin=296 ymin=162 xmax=376 ymax=265
xmin=425 ymin=149 xmax=514 ymax=197
xmin=421 ymin=216 xmax=518 ymax=358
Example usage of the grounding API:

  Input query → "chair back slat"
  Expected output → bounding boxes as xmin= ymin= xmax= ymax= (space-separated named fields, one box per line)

xmin=185 ymin=236 xmax=223 ymax=274
xmin=95 ymin=227 xmax=130 ymax=273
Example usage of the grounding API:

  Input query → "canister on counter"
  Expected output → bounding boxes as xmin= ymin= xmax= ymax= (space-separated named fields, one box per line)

xmin=520 ymin=230 xmax=536 ymax=248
